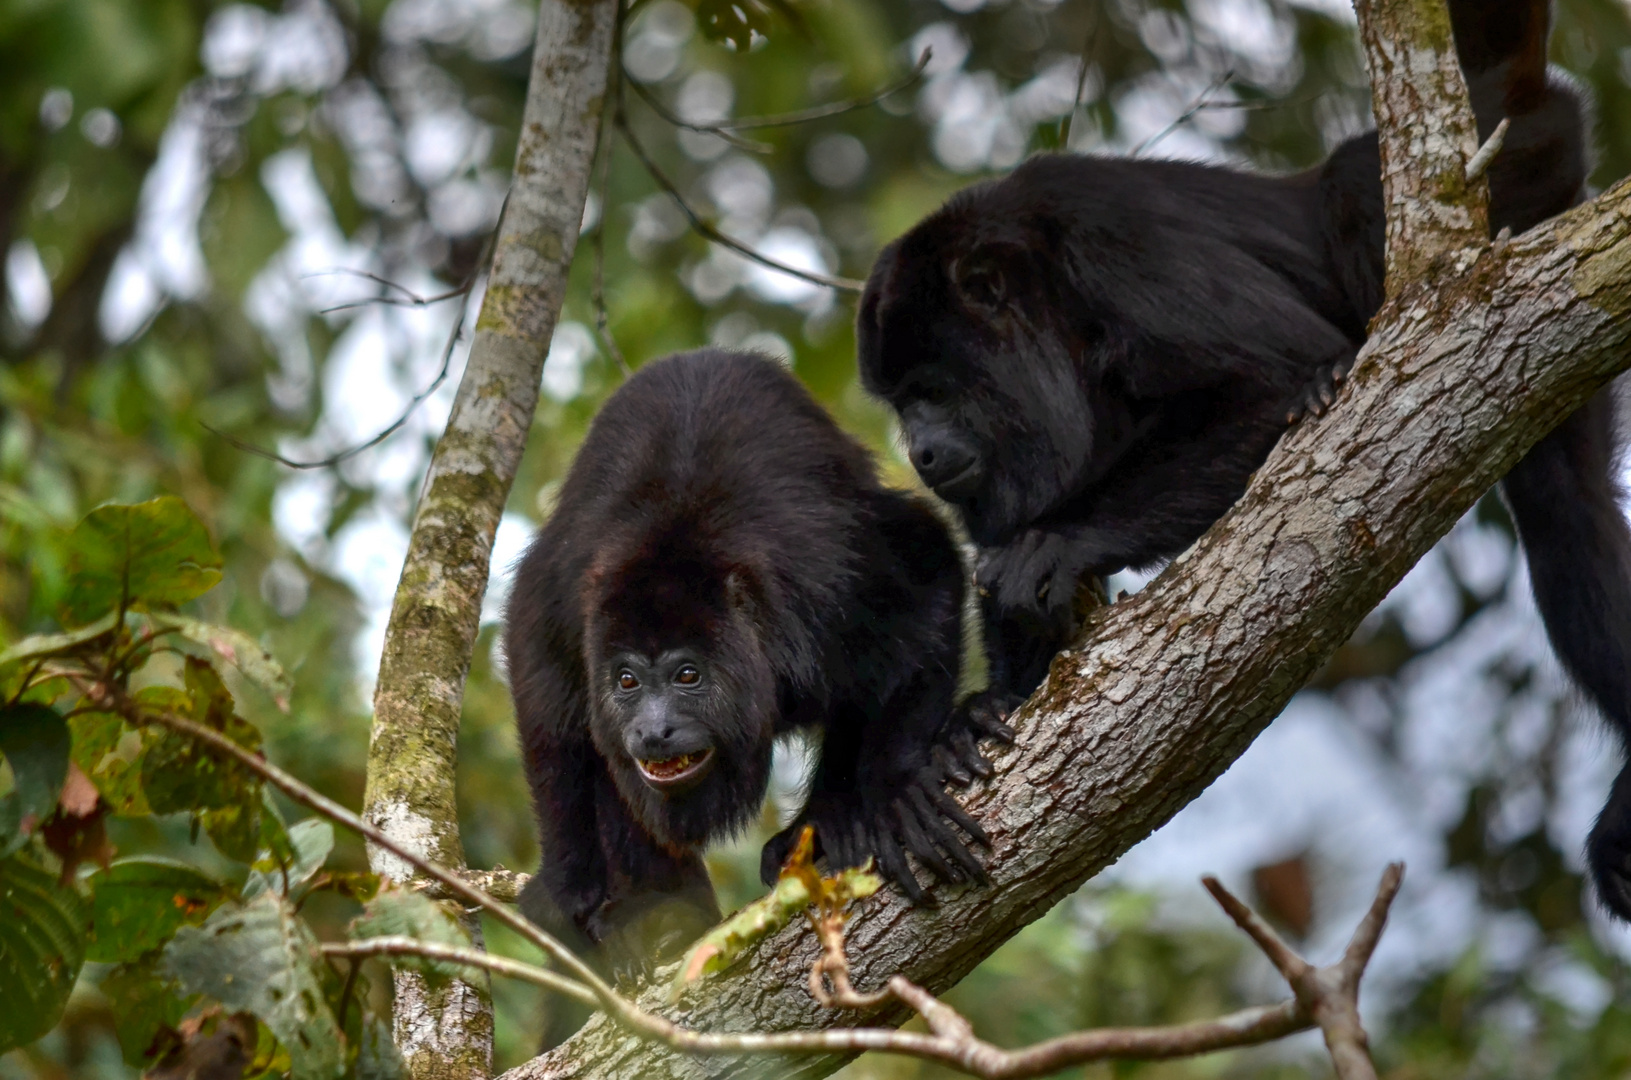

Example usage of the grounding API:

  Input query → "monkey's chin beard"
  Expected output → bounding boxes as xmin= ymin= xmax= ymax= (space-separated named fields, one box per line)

xmin=635 ymin=748 xmax=716 ymax=794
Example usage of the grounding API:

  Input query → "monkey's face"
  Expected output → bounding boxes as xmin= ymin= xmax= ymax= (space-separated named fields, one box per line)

xmin=589 ymin=628 xmax=777 ymax=850
xmin=606 ymin=649 xmax=720 ymax=795
xmin=859 ymin=229 xmax=1098 ymax=545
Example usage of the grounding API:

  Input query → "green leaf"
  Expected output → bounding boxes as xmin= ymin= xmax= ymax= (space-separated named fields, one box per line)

xmin=61 ymin=496 xmax=223 ymax=626
xmin=87 ymin=857 xmax=230 ymax=963
xmin=161 ymin=892 xmax=346 ymax=1080
xmin=201 ymin=802 xmax=263 ymax=864
xmin=148 ymin=613 xmax=293 ymax=710
xmin=99 ymin=954 xmax=196 ymax=1067
xmin=0 ymin=703 xmax=71 ymax=857
xmin=0 ymin=612 xmax=120 ymax=667
xmin=0 ymin=853 xmax=90 ymax=1053
xmin=349 ymin=887 xmax=471 ymax=982
xmin=244 ymin=818 xmax=333 ymax=901
xmin=68 ymin=710 xmax=149 ymax=815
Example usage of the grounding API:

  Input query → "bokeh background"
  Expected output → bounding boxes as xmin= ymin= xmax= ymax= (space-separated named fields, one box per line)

xmin=5 ymin=0 xmax=1631 ymax=1074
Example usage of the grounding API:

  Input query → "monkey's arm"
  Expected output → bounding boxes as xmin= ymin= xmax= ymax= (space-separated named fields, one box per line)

xmin=762 ymin=496 xmax=1007 ymax=901
xmin=516 ymin=726 xmax=612 ymax=943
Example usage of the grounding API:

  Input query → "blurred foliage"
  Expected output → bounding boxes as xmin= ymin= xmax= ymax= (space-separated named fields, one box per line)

xmin=0 ymin=495 xmax=396 ymax=1078
xmin=4 ymin=0 xmax=1631 ymax=1075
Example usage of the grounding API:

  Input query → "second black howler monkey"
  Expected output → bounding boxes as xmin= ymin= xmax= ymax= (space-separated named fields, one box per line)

xmin=859 ymin=0 xmax=1631 ymax=917
xmin=505 ymin=349 xmax=1010 ymax=981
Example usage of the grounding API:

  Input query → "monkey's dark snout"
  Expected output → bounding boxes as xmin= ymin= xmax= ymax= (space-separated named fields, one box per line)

xmin=911 ymin=435 xmax=983 ymax=499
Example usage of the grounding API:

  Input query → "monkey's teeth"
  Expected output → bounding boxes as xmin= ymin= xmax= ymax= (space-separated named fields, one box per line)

xmin=639 ymin=751 xmax=708 ymax=780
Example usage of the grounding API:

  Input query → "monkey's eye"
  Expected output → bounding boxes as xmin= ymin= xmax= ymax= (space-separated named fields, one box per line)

xmin=617 ymin=670 xmax=639 ymax=690
xmin=674 ymin=664 xmax=701 ymax=686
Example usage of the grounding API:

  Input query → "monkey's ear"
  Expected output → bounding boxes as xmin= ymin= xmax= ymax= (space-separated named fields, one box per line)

xmin=724 ymin=568 xmax=755 ymax=612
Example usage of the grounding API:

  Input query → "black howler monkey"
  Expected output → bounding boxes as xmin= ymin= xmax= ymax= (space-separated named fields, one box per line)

xmin=505 ymin=349 xmax=1008 ymax=981
xmin=859 ymin=0 xmax=1631 ymax=917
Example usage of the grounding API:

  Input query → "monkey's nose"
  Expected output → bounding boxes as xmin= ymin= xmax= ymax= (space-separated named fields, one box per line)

xmin=911 ymin=437 xmax=972 ymax=487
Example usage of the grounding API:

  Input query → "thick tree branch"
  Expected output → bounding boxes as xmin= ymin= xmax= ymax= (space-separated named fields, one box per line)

xmin=362 ymin=0 xmax=618 ymax=1076
xmin=518 ymin=168 xmax=1631 ymax=1080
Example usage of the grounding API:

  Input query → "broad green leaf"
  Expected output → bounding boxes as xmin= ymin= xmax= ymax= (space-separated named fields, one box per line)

xmin=0 ymin=611 xmax=119 ymax=667
xmin=201 ymin=802 xmax=262 ymax=864
xmin=99 ymin=954 xmax=196 ymax=1067
xmin=148 ymin=613 xmax=293 ymax=710
xmin=87 ymin=857 xmax=230 ymax=963
xmin=0 ymin=704 xmax=71 ymax=857
xmin=162 ymin=892 xmax=346 ymax=1080
xmin=244 ymin=819 xmax=333 ymax=901
xmin=349 ymin=887 xmax=471 ymax=981
xmin=61 ymin=496 xmax=223 ymax=626
xmin=0 ymin=853 xmax=90 ymax=1053
xmin=68 ymin=710 xmax=149 ymax=815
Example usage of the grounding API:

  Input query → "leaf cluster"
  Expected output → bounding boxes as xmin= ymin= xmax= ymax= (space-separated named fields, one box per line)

xmin=0 ymin=497 xmax=440 ymax=1079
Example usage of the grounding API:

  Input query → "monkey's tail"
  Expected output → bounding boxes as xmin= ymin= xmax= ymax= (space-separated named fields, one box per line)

xmin=1501 ymin=387 xmax=1631 ymax=917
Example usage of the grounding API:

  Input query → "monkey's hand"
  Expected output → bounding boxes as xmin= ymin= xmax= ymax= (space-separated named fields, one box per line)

xmin=761 ymin=768 xmax=991 ymax=905
xmin=932 ymin=689 xmax=1019 ymax=787
xmin=1286 ymin=352 xmax=1354 ymax=424
xmin=976 ymin=528 xmax=1098 ymax=640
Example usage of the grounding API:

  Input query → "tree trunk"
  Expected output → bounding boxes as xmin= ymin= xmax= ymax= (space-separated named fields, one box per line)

xmin=361 ymin=2 xmax=618 ymax=1077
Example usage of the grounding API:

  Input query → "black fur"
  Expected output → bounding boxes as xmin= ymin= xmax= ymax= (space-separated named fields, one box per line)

xmin=860 ymin=0 xmax=1631 ymax=919
xmin=505 ymin=349 xmax=1008 ymax=991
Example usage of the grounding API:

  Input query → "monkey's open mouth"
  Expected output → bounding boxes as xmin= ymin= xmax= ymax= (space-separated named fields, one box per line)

xmin=636 ymin=749 xmax=715 ymax=790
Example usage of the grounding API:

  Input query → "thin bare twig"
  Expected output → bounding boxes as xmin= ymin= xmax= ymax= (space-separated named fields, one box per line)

xmin=626 ymin=50 xmax=931 ymax=145
xmin=325 ymin=937 xmax=599 ymax=1007
xmin=615 ymin=113 xmax=864 ymax=292
xmin=1206 ymin=864 xmax=1403 ymax=1080
xmin=1465 ymin=117 xmax=1510 ymax=182
xmin=1058 ymin=14 xmax=1099 ymax=148
xmin=304 ymin=269 xmax=474 ymax=315
xmin=202 ymin=301 xmax=468 ymax=470
xmin=591 ymin=113 xmax=631 ymax=375
xmin=1133 ymin=68 xmax=1237 ymax=156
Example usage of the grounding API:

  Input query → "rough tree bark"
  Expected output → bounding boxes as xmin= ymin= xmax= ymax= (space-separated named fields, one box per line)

xmin=511 ymin=1 xmax=1631 ymax=1076
xmin=361 ymin=2 xmax=618 ymax=1077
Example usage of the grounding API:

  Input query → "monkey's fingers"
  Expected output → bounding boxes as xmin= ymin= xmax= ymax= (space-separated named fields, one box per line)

xmin=947 ymin=728 xmax=994 ymax=780
xmin=933 ymin=744 xmax=974 ymax=786
xmin=894 ymin=798 xmax=964 ymax=884
xmin=907 ymin=786 xmax=988 ymax=884
xmin=963 ymin=692 xmax=1019 ymax=742
xmin=923 ymin=782 xmax=989 ymax=847
xmin=871 ymin=820 xmax=925 ymax=904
